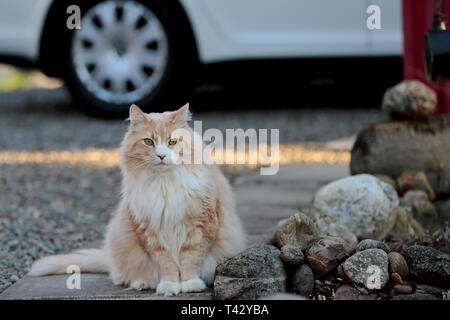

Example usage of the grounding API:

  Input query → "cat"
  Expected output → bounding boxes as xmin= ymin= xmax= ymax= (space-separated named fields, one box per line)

xmin=29 ymin=104 xmax=247 ymax=296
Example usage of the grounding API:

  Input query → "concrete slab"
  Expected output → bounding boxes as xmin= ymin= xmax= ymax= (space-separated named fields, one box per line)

xmin=0 ymin=274 xmax=212 ymax=300
xmin=0 ymin=163 xmax=349 ymax=299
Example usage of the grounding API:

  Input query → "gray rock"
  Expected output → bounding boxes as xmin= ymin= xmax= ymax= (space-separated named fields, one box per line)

xmin=382 ymin=80 xmax=437 ymax=117
xmin=213 ymin=245 xmax=287 ymax=300
xmin=333 ymin=285 xmax=378 ymax=300
xmin=350 ymin=115 xmax=450 ymax=198
xmin=388 ymin=252 xmax=409 ymax=278
xmin=391 ymin=293 xmax=440 ymax=300
xmin=215 ymin=245 xmax=286 ymax=279
xmin=343 ymin=249 xmax=389 ymax=290
xmin=310 ymin=174 xmax=399 ymax=240
xmin=306 ymin=239 xmax=349 ymax=276
xmin=213 ymin=276 xmax=286 ymax=300
xmin=393 ymin=284 xmax=413 ymax=295
xmin=308 ymin=209 xmax=358 ymax=245
xmin=356 ymin=239 xmax=391 ymax=254
xmin=280 ymin=245 xmax=304 ymax=266
xmin=402 ymin=245 xmax=450 ymax=286
xmin=276 ymin=212 xmax=318 ymax=250
xmin=291 ymin=264 xmax=314 ymax=297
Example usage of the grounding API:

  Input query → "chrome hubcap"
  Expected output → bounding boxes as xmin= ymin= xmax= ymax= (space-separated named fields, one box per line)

xmin=72 ymin=1 xmax=169 ymax=104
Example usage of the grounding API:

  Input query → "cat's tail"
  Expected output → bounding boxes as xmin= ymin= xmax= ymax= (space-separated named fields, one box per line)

xmin=28 ymin=248 xmax=109 ymax=276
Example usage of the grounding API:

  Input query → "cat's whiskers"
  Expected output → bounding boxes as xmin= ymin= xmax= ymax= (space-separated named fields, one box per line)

xmin=126 ymin=153 xmax=148 ymax=161
xmin=128 ymin=159 xmax=152 ymax=175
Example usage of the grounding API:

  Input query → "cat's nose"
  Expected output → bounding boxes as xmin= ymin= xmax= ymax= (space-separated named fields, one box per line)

xmin=157 ymin=154 xmax=166 ymax=160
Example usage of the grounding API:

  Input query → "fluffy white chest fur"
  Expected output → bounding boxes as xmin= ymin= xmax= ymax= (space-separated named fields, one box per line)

xmin=126 ymin=166 xmax=206 ymax=261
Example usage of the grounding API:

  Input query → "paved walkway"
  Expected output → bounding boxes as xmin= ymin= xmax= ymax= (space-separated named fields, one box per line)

xmin=0 ymin=163 xmax=349 ymax=299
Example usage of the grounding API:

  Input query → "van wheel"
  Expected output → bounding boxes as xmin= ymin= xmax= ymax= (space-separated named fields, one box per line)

xmin=62 ymin=0 xmax=195 ymax=118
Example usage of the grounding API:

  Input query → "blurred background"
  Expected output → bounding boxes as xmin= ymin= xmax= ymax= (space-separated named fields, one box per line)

xmin=1 ymin=0 xmax=449 ymax=297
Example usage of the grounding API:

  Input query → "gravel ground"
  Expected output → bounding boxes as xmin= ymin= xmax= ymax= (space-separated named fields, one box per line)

xmin=0 ymin=87 xmax=388 ymax=293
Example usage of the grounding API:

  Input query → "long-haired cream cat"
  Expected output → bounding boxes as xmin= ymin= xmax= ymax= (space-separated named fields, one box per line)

xmin=29 ymin=104 xmax=246 ymax=296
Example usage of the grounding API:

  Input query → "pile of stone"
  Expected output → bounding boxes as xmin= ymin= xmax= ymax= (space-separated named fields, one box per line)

xmin=212 ymin=81 xmax=449 ymax=300
xmin=351 ymin=80 xmax=450 ymax=236
xmin=213 ymin=215 xmax=449 ymax=300
xmin=213 ymin=174 xmax=449 ymax=300
xmin=311 ymin=169 xmax=449 ymax=246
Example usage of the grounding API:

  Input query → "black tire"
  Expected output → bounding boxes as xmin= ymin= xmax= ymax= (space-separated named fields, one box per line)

xmin=58 ymin=0 xmax=196 ymax=118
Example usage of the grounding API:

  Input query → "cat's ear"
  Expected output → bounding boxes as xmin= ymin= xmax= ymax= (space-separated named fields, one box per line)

xmin=128 ymin=104 xmax=147 ymax=131
xmin=171 ymin=103 xmax=192 ymax=126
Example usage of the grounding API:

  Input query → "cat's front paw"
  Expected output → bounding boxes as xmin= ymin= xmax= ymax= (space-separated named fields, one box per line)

xmin=181 ymin=278 xmax=206 ymax=293
xmin=156 ymin=280 xmax=181 ymax=296
xmin=129 ymin=279 xmax=152 ymax=291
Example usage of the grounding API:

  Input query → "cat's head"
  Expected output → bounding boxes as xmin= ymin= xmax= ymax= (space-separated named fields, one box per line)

xmin=119 ymin=104 xmax=195 ymax=174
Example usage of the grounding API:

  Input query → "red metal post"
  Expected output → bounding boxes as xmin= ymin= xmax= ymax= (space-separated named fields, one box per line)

xmin=402 ymin=0 xmax=450 ymax=113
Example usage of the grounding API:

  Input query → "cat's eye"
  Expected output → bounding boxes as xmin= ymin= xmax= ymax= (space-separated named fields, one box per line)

xmin=143 ymin=138 xmax=154 ymax=146
xmin=168 ymin=138 xmax=177 ymax=146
